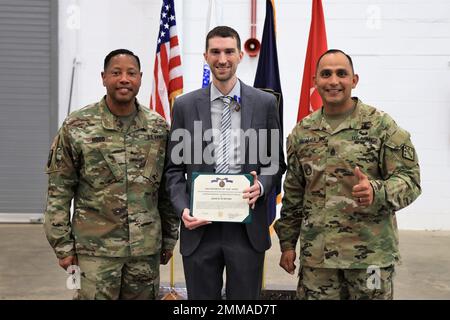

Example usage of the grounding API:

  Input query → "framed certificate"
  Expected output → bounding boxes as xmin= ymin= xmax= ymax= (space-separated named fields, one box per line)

xmin=190 ymin=173 xmax=253 ymax=223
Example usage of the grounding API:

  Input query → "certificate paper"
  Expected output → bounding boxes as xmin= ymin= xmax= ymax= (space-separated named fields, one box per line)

xmin=190 ymin=173 xmax=253 ymax=223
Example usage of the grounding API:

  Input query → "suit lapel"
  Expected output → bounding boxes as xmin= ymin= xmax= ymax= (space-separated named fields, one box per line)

xmin=194 ymin=85 xmax=215 ymax=171
xmin=240 ymin=81 xmax=255 ymax=172
xmin=195 ymin=85 xmax=212 ymax=132
xmin=240 ymin=81 xmax=254 ymax=133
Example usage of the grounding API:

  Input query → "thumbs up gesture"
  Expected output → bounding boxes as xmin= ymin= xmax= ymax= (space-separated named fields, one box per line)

xmin=352 ymin=167 xmax=374 ymax=207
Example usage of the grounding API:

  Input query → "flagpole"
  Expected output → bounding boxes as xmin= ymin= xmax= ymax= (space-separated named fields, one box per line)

xmin=170 ymin=255 xmax=174 ymax=288
xmin=206 ymin=0 xmax=213 ymax=34
xmin=262 ymin=256 xmax=266 ymax=290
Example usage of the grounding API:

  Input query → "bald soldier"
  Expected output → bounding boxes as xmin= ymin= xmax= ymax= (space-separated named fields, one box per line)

xmin=44 ymin=49 xmax=179 ymax=300
xmin=274 ymin=49 xmax=421 ymax=300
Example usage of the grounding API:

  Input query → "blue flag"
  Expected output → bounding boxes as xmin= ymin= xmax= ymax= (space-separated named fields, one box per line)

xmin=202 ymin=63 xmax=211 ymax=88
xmin=253 ymin=0 xmax=283 ymax=226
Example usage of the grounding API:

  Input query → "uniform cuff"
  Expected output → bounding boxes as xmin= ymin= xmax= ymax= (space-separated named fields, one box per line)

xmin=55 ymin=249 xmax=76 ymax=260
xmin=279 ymin=242 xmax=296 ymax=252
xmin=162 ymin=239 xmax=177 ymax=251
xmin=370 ymin=179 xmax=386 ymax=210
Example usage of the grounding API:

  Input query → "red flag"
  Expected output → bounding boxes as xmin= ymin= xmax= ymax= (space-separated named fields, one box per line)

xmin=297 ymin=0 xmax=328 ymax=122
xmin=150 ymin=0 xmax=183 ymax=124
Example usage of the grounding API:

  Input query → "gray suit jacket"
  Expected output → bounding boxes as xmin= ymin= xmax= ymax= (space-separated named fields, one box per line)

xmin=165 ymin=81 xmax=286 ymax=256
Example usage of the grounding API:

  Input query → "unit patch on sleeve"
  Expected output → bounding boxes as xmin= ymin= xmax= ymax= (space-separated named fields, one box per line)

xmin=402 ymin=145 xmax=415 ymax=161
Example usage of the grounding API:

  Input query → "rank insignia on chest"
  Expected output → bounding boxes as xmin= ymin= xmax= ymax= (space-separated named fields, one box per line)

xmin=402 ymin=145 xmax=415 ymax=161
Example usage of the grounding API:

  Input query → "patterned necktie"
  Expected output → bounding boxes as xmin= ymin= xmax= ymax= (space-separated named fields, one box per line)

xmin=216 ymin=96 xmax=233 ymax=173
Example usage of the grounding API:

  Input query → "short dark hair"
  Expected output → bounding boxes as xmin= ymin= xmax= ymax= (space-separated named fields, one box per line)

xmin=316 ymin=49 xmax=354 ymax=74
xmin=205 ymin=26 xmax=241 ymax=52
xmin=104 ymin=49 xmax=141 ymax=71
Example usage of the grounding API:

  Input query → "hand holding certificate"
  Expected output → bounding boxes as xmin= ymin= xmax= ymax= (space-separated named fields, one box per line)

xmin=242 ymin=171 xmax=260 ymax=210
xmin=190 ymin=172 xmax=255 ymax=223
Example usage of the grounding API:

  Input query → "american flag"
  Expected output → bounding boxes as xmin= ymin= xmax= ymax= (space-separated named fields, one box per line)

xmin=150 ymin=0 xmax=183 ymax=123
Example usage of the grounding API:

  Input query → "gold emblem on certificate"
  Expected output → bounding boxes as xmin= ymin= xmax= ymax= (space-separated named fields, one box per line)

xmin=190 ymin=173 xmax=253 ymax=223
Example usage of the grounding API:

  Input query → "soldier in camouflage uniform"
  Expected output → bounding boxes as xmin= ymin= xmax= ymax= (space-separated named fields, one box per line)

xmin=43 ymin=49 xmax=179 ymax=300
xmin=274 ymin=49 xmax=421 ymax=300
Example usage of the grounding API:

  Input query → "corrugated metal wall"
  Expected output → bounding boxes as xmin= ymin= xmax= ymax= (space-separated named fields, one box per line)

xmin=0 ymin=0 xmax=58 ymax=221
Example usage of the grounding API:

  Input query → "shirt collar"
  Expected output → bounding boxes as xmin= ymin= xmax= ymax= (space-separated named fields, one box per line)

xmin=100 ymin=96 xmax=147 ymax=132
xmin=210 ymin=80 xmax=241 ymax=102
xmin=305 ymin=97 xmax=363 ymax=132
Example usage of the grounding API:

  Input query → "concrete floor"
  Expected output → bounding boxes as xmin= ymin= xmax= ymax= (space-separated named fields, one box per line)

xmin=1 ymin=224 xmax=449 ymax=300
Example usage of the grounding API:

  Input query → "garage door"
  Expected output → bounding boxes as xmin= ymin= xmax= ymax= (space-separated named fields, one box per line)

xmin=0 ymin=0 xmax=58 ymax=222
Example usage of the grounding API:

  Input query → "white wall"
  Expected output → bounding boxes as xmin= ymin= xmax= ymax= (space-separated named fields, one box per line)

xmin=58 ymin=0 xmax=450 ymax=230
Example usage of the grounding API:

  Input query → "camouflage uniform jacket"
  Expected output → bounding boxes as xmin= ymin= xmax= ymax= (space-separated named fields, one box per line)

xmin=274 ymin=98 xmax=421 ymax=269
xmin=44 ymin=97 xmax=179 ymax=259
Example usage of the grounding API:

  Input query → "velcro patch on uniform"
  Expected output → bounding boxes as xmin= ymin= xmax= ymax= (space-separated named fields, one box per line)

xmin=298 ymin=137 xmax=318 ymax=144
xmin=402 ymin=145 xmax=415 ymax=161
xmin=351 ymin=136 xmax=377 ymax=144
xmin=91 ymin=136 xmax=106 ymax=143
xmin=147 ymin=134 xmax=165 ymax=140
xmin=298 ymin=136 xmax=327 ymax=144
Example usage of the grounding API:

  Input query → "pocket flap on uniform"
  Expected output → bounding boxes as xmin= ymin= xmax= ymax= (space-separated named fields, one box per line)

xmin=99 ymin=149 xmax=125 ymax=181
xmin=143 ymin=139 xmax=163 ymax=182
xmin=385 ymin=128 xmax=410 ymax=149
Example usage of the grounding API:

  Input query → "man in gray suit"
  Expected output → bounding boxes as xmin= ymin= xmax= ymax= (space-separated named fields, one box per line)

xmin=165 ymin=26 xmax=286 ymax=300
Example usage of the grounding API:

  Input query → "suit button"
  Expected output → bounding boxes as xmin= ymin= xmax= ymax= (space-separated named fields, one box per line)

xmin=330 ymin=148 xmax=336 ymax=156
